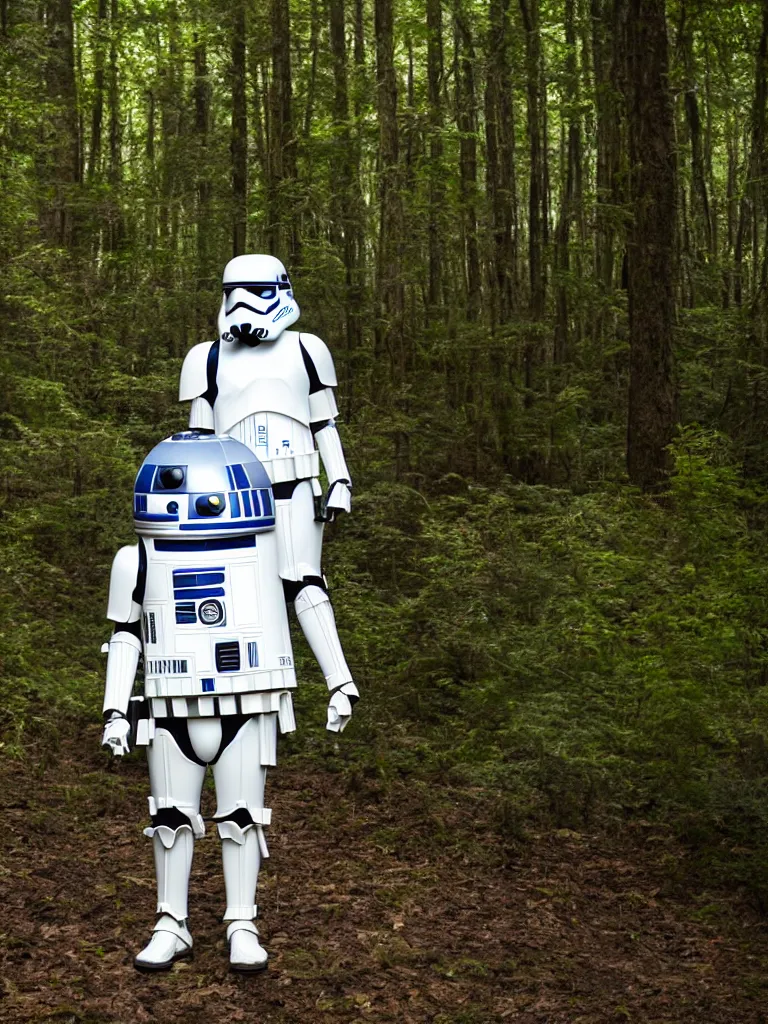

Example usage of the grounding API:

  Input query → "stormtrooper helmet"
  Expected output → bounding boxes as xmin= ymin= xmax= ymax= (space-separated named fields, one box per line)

xmin=133 ymin=432 xmax=275 ymax=538
xmin=217 ymin=254 xmax=300 ymax=346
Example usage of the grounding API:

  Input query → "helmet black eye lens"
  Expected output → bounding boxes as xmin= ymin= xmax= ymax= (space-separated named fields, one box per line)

xmin=223 ymin=284 xmax=276 ymax=300
xmin=159 ymin=467 xmax=185 ymax=489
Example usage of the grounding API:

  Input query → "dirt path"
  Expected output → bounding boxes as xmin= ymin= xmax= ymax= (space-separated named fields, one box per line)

xmin=1 ymin=726 xmax=767 ymax=1024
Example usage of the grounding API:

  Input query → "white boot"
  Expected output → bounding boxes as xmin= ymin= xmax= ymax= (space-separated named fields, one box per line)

xmin=219 ymin=820 xmax=268 ymax=971
xmin=135 ymin=824 xmax=195 ymax=971
xmin=134 ymin=914 xmax=193 ymax=971
xmin=227 ymin=920 xmax=268 ymax=972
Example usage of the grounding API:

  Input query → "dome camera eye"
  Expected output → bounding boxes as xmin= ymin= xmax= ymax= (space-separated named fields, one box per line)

xmin=166 ymin=501 xmax=178 ymax=514
xmin=159 ymin=466 xmax=185 ymax=489
xmin=195 ymin=494 xmax=225 ymax=516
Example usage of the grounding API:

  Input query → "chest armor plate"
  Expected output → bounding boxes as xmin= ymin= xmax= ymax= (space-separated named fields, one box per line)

xmin=213 ymin=331 xmax=311 ymax=434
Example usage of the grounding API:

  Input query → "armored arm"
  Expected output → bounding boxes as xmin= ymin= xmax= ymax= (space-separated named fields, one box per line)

xmin=301 ymin=333 xmax=352 ymax=514
xmin=179 ymin=341 xmax=216 ymax=432
xmin=102 ymin=544 xmax=143 ymax=754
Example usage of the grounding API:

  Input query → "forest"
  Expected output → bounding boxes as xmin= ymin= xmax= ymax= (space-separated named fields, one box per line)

xmin=3 ymin=0 xmax=768 ymax=1018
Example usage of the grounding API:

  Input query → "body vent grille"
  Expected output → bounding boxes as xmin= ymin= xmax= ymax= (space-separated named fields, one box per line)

xmin=215 ymin=641 xmax=241 ymax=672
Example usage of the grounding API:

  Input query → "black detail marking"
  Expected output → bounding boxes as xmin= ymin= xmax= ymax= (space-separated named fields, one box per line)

xmin=282 ymin=575 xmax=328 ymax=603
xmin=299 ymin=337 xmax=324 ymax=394
xmin=150 ymin=806 xmax=193 ymax=831
xmin=272 ymin=480 xmax=299 ymax=500
xmin=203 ymin=339 xmax=220 ymax=407
xmin=132 ymin=538 xmax=147 ymax=605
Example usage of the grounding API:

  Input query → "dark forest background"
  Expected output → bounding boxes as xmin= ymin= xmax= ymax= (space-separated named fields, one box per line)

xmin=3 ymin=0 xmax=768 ymax=903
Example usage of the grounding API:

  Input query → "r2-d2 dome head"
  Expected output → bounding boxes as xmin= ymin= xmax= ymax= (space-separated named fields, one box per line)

xmin=133 ymin=433 xmax=275 ymax=539
xmin=217 ymin=254 xmax=300 ymax=346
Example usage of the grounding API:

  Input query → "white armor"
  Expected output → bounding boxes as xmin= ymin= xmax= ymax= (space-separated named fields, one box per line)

xmin=179 ymin=255 xmax=357 ymax=719
xmin=101 ymin=433 xmax=355 ymax=973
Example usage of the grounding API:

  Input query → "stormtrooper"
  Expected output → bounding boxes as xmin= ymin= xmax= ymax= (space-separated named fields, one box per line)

xmin=101 ymin=432 xmax=356 ymax=972
xmin=179 ymin=254 xmax=359 ymax=720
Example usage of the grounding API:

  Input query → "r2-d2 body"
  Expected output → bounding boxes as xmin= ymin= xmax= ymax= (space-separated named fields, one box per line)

xmin=102 ymin=432 xmax=296 ymax=972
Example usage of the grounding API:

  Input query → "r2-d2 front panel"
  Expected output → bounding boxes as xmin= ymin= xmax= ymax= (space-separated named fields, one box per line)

xmin=131 ymin=433 xmax=296 ymax=732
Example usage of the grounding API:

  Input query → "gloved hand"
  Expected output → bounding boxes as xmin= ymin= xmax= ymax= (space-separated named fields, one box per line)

xmin=324 ymin=481 xmax=352 ymax=521
xmin=326 ymin=682 xmax=360 ymax=733
xmin=102 ymin=715 xmax=131 ymax=756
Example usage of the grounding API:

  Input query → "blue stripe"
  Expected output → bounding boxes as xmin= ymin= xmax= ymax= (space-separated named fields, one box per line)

xmin=172 ymin=567 xmax=225 ymax=576
xmin=242 ymin=490 xmax=252 ymax=516
xmin=229 ymin=491 xmax=241 ymax=518
xmin=154 ymin=536 xmax=256 ymax=552
xmin=173 ymin=586 xmax=226 ymax=600
xmin=135 ymin=512 xmax=179 ymax=522
xmin=135 ymin=464 xmax=155 ymax=492
xmin=180 ymin=518 xmax=275 ymax=531
xmin=173 ymin=572 xmax=225 ymax=587
xmin=233 ymin=463 xmax=249 ymax=488
xmin=226 ymin=465 xmax=236 ymax=489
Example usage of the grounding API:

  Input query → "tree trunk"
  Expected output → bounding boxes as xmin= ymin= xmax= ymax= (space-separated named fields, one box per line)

xmin=426 ymin=0 xmax=444 ymax=317
xmin=454 ymin=2 xmax=481 ymax=322
xmin=269 ymin=0 xmax=297 ymax=260
xmin=484 ymin=0 xmax=517 ymax=325
xmin=42 ymin=0 xmax=80 ymax=246
xmin=329 ymin=0 xmax=364 ymax=413
xmin=374 ymin=0 xmax=404 ymax=376
xmin=554 ymin=0 xmax=582 ymax=363
xmin=107 ymin=0 xmax=123 ymax=250
xmin=520 ymin=0 xmax=546 ymax=319
xmin=625 ymin=0 xmax=677 ymax=491
xmin=231 ymin=0 xmax=247 ymax=257
xmin=87 ymin=0 xmax=107 ymax=181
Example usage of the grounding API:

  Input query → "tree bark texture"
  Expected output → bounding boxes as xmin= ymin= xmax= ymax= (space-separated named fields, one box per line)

xmin=625 ymin=0 xmax=678 ymax=491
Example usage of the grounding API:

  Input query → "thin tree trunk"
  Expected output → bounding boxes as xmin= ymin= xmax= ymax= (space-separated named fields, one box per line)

xmin=269 ymin=0 xmax=297 ymax=259
xmin=329 ymin=0 xmax=363 ymax=413
xmin=374 ymin=0 xmax=404 ymax=374
xmin=554 ymin=0 xmax=582 ymax=363
xmin=231 ymin=0 xmax=247 ymax=257
xmin=520 ymin=0 xmax=546 ymax=319
xmin=426 ymin=0 xmax=444 ymax=317
xmin=88 ymin=0 xmax=107 ymax=181
xmin=454 ymin=3 xmax=481 ymax=322
xmin=42 ymin=0 xmax=80 ymax=246
xmin=107 ymin=0 xmax=124 ymax=250
xmin=484 ymin=0 xmax=517 ymax=325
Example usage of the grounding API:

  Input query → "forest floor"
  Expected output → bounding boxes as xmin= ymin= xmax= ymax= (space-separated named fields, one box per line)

xmin=1 ymin=726 xmax=768 ymax=1024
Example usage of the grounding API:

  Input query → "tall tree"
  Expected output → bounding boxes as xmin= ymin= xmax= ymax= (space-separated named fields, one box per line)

xmin=42 ymin=0 xmax=80 ymax=245
xmin=484 ymin=0 xmax=517 ymax=325
xmin=426 ymin=0 xmax=445 ymax=317
xmin=374 ymin=0 xmax=404 ymax=375
xmin=625 ymin=0 xmax=677 ymax=491
xmin=454 ymin=2 xmax=481 ymax=321
xmin=269 ymin=0 xmax=297 ymax=259
xmin=231 ymin=0 xmax=247 ymax=257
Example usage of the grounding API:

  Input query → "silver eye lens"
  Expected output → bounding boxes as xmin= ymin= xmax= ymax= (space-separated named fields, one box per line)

xmin=199 ymin=600 xmax=224 ymax=625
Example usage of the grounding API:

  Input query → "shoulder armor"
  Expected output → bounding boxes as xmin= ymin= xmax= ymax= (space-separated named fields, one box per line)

xmin=107 ymin=545 xmax=141 ymax=623
xmin=299 ymin=333 xmax=338 ymax=388
xmin=179 ymin=341 xmax=215 ymax=401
